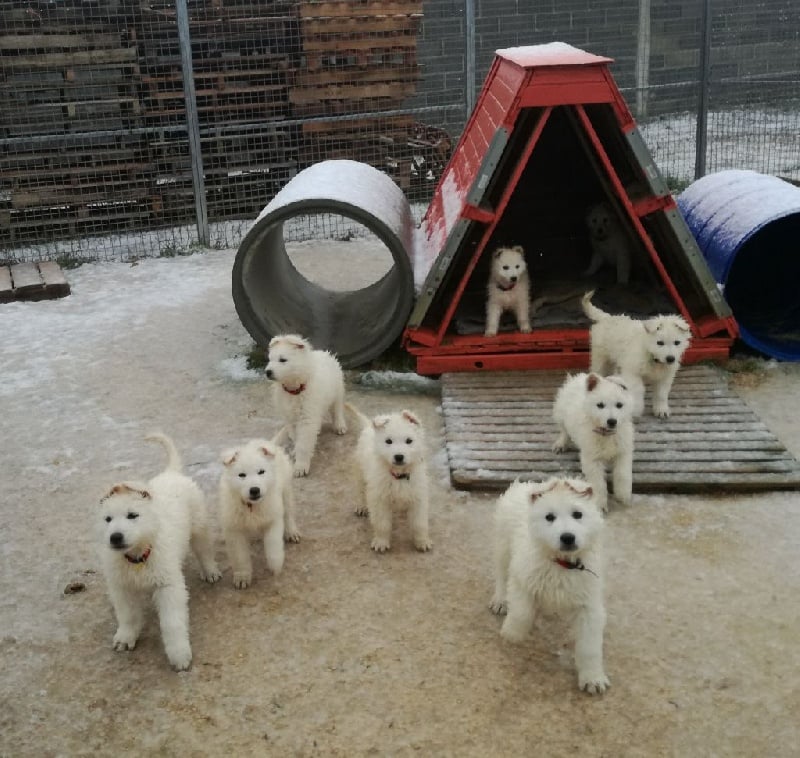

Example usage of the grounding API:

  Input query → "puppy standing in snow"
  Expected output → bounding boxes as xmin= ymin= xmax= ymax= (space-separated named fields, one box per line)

xmin=552 ymin=372 xmax=635 ymax=512
xmin=583 ymin=291 xmax=691 ymax=418
xmin=265 ymin=334 xmax=348 ymax=477
xmin=218 ymin=438 xmax=299 ymax=589
xmin=98 ymin=433 xmax=221 ymax=671
xmin=490 ymin=477 xmax=609 ymax=694
xmin=350 ymin=405 xmax=432 ymax=553
xmin=583 ymin=201 xmax=632 ymax=285
xmin=484 ymin=245 xmax=532 ymax=337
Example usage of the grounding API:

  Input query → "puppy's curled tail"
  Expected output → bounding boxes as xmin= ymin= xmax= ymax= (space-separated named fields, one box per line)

xmin=145 ymin=432 xmax=183 ymax=472
xmin=581 ymin=290 xmax=609 ymax=323
xmin=344 ymin=402 xmax=370 ymax=431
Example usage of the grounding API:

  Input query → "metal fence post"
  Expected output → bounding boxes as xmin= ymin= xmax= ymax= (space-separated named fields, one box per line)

xmin=694 ymin=0 xmax=712 ymax=180
xmin=635 ymin=0 xmax=651 ymax=119
xmin=465 ymin=0 xmax=476 ymax=120
xmin=175 ymin=0 xmax=210 ymax=246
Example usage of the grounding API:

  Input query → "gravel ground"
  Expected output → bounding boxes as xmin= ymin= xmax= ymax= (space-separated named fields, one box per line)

xmin=1 ymin=249 xmax=798 ymax=757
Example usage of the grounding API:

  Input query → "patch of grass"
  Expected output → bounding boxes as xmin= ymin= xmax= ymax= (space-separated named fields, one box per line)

xmin=663 ymin=175 xmax=693 ymax=195
xmin=246 ymin=344 xmax=267 ymax=371
xmin=55 ymin=254 xmax=93 ymax=270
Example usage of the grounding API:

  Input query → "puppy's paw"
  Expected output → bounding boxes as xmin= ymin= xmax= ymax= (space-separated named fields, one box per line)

xmin=354 ymin=505 xmax=369 ymax=517
xmin=284 ymin=528 xmax=301 ymax=543
xmin=484 ymin=329 xmax=497 ymax=338
xmin=414 ymin=537 xmax=432 ymax=552
xmin=579 ymin=670 xmax=610 ymax=695
xmin=370 ymin=537 xmax=391 ymax=553
xmin=500 ymin=618 xmax=528 ymax=644
xmin=233 ymin=572 xmax=252 ymax=589
xmin=293 ymin=463 xmax=309 ymax=478
xmin=489 ymin=597 xmax=507 ymax=616
xmin=653 ymin=405 xmax=670 ymax=419
xmin=201 ymin=566 xmax=223 ymax=584
xmin=167 ymin=643 xmax=192 ymax=672
xmin=334 ymin=424 xmax=347 ymax=435
xmin=113 ymin=629 xmax=138 ymax=652
xmin=266 ymin=557 xmax=284 ymax=576
xmin=520 ymin=324 xmax=532 ymax=334
xmin=552 ymin=440 xmax=568 ymax=454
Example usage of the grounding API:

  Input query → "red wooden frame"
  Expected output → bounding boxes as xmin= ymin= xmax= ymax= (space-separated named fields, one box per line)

xmin=405 ymin=44 xmax=737 ymax=374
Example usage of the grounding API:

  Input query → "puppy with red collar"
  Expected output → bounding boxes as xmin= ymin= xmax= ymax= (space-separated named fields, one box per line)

xmin=484 ymin=245 xmax=532 ymax=337
xmin=552 ymin=372 xmax=637 ymax=512
xmin=266 ymin=334 xmax=348 ymax=477
xmin=490 ymin=477 xmax=609 ymax=695
xmin=349 ymin=405 xmax=432 ymax=554
xmin=98 ymin=433 xmax=221 ymax=671
xmin=218 ymin=437 xmax=299 ymax=589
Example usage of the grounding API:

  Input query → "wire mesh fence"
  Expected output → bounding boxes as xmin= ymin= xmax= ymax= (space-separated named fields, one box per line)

xmin=1 ymin=0 xmax=798 ymax=264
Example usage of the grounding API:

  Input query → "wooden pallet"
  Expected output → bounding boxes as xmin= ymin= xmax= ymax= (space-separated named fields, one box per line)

xmin=441 ymin=365 xmax=800 ymax=492
xmin=0 ymin=261 xmax=70 ymax=302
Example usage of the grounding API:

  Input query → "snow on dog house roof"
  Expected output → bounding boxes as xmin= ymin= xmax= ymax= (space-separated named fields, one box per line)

xmin=405 ymin=42 xmax=737 ymax=375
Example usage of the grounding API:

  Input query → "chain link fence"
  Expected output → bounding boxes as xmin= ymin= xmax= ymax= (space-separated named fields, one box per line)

xmin=1 ymin=0 xmax=798 ymax=263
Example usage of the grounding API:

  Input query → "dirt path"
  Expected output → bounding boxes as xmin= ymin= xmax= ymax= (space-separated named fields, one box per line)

xmin=1 ymin=251 xmax=798 ymax=757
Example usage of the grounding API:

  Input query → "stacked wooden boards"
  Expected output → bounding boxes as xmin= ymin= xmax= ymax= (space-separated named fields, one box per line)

xmin=441 ymin=364 xmax=800 ymax=492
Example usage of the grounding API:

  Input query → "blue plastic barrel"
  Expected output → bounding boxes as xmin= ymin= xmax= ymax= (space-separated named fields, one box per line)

xmin=678 ymin=170 xmax=800 ymax=360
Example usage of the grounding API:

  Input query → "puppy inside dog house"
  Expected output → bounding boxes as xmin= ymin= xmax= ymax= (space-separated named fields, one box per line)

xmin=404 ymin=42 xmax=737 ymax=374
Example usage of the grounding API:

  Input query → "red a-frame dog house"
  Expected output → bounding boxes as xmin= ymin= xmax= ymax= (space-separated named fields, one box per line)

xmin=404 ymin=43 xmax=737 ymax=375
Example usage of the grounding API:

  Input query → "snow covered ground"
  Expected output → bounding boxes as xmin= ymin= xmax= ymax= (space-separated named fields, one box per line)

xmin=1 ymin=249 xmax=800 ymax=755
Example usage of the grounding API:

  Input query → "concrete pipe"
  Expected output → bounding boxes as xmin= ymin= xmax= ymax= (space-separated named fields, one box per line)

xmin=232 ymin=160 xmax=417 ymax=368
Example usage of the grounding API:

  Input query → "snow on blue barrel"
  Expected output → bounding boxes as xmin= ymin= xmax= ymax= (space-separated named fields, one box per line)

xmin=678 ymin=170 xmax=800 ymax=361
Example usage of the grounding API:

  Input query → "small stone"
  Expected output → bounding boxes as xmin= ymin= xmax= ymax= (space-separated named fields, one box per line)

xmin=64 ymin=581 xmax=86 ymax=595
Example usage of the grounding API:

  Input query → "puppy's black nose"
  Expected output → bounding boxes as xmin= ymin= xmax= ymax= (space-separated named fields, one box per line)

xmin=509 ymin=276 xmax=517 ymax=282
xmin=607 ymin=417 xmax=617 ymax=428
xmin=560 ymin=532 xmax=576 ymax=547
xmin=110 ymin=532 xmax=124 ymax=547
xmin=666 ymin=355 xmax=676 ymax=364
xmin=393 ymin=453 xmax=405 ymax=464
xmin=265 ymin=369 xmax=274 ymax=379
xmin=249 ymin=486 xmax=260 ymax=498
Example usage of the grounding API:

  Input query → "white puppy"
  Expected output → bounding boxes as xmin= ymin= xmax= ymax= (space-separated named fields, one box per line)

xmin=485 ymin=245 xmax=532 ymax=336
xmin=218 ymin=438 xmax=300 ymax=589
xmin=490 ymin=477 xmax=609 ymax=694
xmin=266 ymin=334 xmax=347 ymax=477
xmin=350 ymin=405 xmax=432 ymax=553
xmin=583 ymin=201 xmax=632 ymax=284
xmin=98 ymin=433 xmax=221 ymax=671
xmin=583 ymin=291 xmax=691 ymax=418
xmin=552 ymin=372 xmax=635 ymax=512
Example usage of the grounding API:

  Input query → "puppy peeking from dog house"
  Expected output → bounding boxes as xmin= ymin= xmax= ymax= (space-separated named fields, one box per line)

xmin=485 ymin=244 xmax=533 ymax=337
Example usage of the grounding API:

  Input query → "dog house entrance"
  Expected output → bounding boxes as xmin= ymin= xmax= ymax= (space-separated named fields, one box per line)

xmin=448 ymin=105 xmax=675 ymax=336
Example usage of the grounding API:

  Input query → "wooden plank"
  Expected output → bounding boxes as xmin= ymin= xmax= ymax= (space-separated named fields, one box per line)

xmin=38 ymin=261 xmax=70 ymax=296
xmin=299 ymin=1 xmax=424 ymax=18
xmin=3 ymin=48 xmax=138 ymax=70
xmin=0 ymin=267 xmax=13 ymax=301
xmin=10 ymin=263 xmax=43 ymax=293
xmin=440 ymin=366 xmax=800 ymax=492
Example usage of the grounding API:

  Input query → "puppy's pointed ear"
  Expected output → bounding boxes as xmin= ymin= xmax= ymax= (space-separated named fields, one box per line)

xmin=401 ymin=410 xmax=420 ymax=426
xmin=511 ymin=245 xmax=524 ymax=255
xmin=586 ymin=373 xmax=599 ymax=392
xmin=260 ymin=445 xmax=275 ymax=458
xmin=221 ymin=449 xmax=238 ymax=467
xmin=102 ymin=483 xmax=151 ymax=502
xmin=372 ymin=415 xmax=390 ymax=430
xmin=565 ymin=480 xmax=594 ymax=498
xmin=643 ymin=320 xmax=661 ymax=334
xmin=675 ymin=318 xmax=691 ymax=333
xmin=493 ymin=247 xmax=504 ymax=259
xmin=529 ymin=478 xmax=558 ymax=501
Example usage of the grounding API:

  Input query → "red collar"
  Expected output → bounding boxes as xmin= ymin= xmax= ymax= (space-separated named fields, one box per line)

xmin=496 ymin=281 xmax=516 ymax=291
xmin=391 ymin=471 xmax=410 ymax=481
xmin=283 ymin=383 xmax=306 ymax=395
xmin=125 ymin=546 xmax=151 ymax=565
xmin=554 ymin=557 xmax=598 ymax=577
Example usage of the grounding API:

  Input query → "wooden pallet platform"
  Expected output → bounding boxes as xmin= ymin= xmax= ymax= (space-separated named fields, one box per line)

xmin=441 ymin=364 xmax=800 ymax=492
xmin=0 ymin=261 xmax=70 ymax=303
